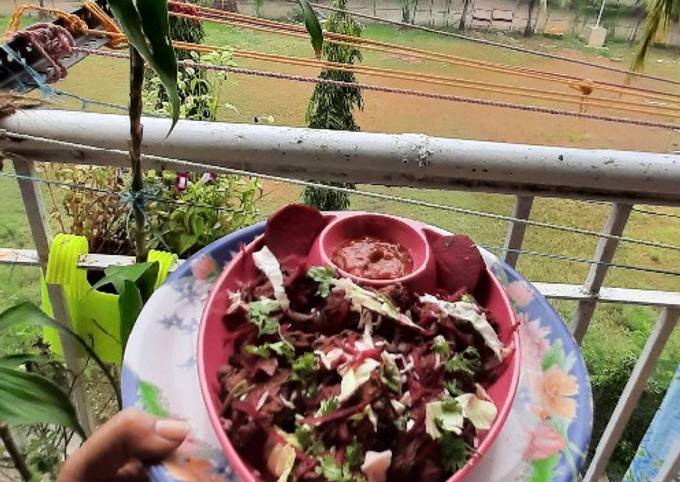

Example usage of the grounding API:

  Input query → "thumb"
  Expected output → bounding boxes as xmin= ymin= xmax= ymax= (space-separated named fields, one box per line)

xmin=57 ymin=409 xmax=189 ymax=482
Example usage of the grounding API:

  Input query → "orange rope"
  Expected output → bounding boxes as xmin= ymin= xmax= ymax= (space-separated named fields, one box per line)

xmin=169 ymin=3 xmax=680 ymax=105
xmin=8 ymin=2 xmax=679 ymax=119
xmin=172 ymin=40 xmax=680 ymax=119
xmin=81 ymin=1 xmax=127 ymax=49
xmin=5 ymin=4 xmax=88 ymax=39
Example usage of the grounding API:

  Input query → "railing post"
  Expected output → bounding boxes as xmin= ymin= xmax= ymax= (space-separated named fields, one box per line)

xmin=583 ymin=306 xmax=680 ymax=482
xmin=571 ymin=202 xmax=632 ymax=343
xmin=502 ymin=195 xmax=534 ymax=268
xmin=12 ymin=159 xmax=94 ymax=436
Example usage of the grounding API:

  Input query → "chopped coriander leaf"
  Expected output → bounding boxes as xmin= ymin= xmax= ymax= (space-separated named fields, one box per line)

xmin=442 ymin=398 xmax=462 ymax=413
xmin=292 ymin=352 xmax=318 ymax=378
xmin=308 ymin=266 xmax=337 ymax=297
xmin=345 ymin=438 xmax=363 ymax=469
xmin=380 ymin=364 xmax=401 ymax=393
xmin=440 ymin=432 xmax=473 ymax=474
xmin=245 ymin=340 xmax=295 ymax=360
xmin=318 ymin=397 xmax=339 ymax=416
xmin=316 ymin=456 xmax=357 ymax=482
xmin=245 ymin=344 xmax=271 ymax=358
xmin=394 ymin=416 xmax=408 ymax=431
xmin=445 ymin=346 xmax=481 ymax=377
xmin=444 ymin=380 xmax=463 ymax=397
xmin=432 ymin=335 xmax=451 ymax=355
xmin=295 ymin=423 xmax=325 ymax=455
xmin=270 ymin=340 xmax=296 ymax=360
xmin=247 ymin=300 xmax=280 ymax=335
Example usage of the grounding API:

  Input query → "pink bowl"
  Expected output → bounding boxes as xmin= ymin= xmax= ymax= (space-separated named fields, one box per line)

xmin=198 ymin=213 xmax=520 ymax=482
xmin=306 ymin=212 xmax=437 ymax=292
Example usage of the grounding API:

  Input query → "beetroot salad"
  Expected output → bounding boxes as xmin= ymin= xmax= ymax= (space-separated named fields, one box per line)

xmin=218 ymin=245 xmax=511 ymax=482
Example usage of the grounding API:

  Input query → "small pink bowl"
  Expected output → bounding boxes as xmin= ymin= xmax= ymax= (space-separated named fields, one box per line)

xmin=198 ymin=213 xmax=520 ymax=482
xmin=306 ymin=213 xmax=437 ymax=292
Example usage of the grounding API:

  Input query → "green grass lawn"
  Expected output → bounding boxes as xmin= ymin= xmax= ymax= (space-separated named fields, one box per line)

xmin=2 ymin=13 xmax=680 ymax=479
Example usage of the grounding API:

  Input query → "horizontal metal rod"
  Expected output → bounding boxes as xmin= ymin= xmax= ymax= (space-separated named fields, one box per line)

xmin=1 ymin=110 xmax=680 ymax=205
xmin=2 ymin=248 xmax=678 ymax=307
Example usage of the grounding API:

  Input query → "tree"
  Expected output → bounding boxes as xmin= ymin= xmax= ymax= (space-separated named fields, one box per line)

xmin=303 ymin=0 xmax=364 ymax=211
xmin=524 ymin=0 xmax=538 ymax=36
xmin=633 ymin=0 xmax=680 ymax=68
xmin=459 ymin=0 xmax=472 ymax=30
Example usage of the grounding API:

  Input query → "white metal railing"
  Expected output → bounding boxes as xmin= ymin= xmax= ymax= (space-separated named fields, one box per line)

xmin=1 ymin=109 xmax=679 ymax=481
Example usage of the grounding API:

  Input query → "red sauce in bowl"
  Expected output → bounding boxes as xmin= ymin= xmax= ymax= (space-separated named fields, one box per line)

xmin=332 ymin=235 xmax=414 ymax=279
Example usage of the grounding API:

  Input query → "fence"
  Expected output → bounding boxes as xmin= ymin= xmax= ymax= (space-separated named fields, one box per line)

xmin=0 ymin=109 xmax=679 ymax=480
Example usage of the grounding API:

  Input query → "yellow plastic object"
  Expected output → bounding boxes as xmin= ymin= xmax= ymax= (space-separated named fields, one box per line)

xmin=41 ymin=235 xmax=177 ymax=365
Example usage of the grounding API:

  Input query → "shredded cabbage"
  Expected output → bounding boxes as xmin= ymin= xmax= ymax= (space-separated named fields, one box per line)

xmin=420 ymin=294 xmax=505 ymax=360
xmin=253 ymin=246 xmax=290 ymax=310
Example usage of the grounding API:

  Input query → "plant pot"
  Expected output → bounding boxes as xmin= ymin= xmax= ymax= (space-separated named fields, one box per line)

xmin=41 ymin=234 xmax=177 ymax=365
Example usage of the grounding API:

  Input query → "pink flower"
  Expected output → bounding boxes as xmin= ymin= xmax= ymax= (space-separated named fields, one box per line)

xmin=190 ymin=255 xmax=218 ymax=281
xmin=524 ymin=423 xmax=566 ymax=461
xmin=519 ymin=316 xmax=551 ymax=370
xmin=506 ymin=281 xmax=534 ymax=307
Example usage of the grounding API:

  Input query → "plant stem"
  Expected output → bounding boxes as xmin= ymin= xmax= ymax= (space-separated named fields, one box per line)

xmin=129 ymin=46 xmax=147 ymax=263
xmin=0 ymin=424 xmax=32 ymax=482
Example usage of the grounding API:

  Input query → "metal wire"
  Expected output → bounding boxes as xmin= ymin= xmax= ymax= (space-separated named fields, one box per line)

xmin=631 ymin=207 xmax=680 ymax=220
xmin=3 ymin=158 xmax=679 ymax=278
xmin=3 ymin=127 xmax=680 ymax=255
xmin=53 ymin=89 xmax=129 ymax=113
xmin=298 ymin=0 xmax=680 ymax=88
xmin=74 ymin=48 xmax=680 ymax=132
xmin=586 ymin=199 xmax=680 ymax=221
xmin=485 ymin=246 xmax=680 ymax=277
xmin=0 ymin=170 xmax=241 ymax=212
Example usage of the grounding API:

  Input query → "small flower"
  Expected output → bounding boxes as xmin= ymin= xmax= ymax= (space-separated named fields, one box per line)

xmin=519 ymin=315 xmax=551 ymax=370
xmin=524 ymin=423 xmax=566 ymax=461
xmin=506 ymin=281 xmax=534 ymax=307
xmin=190 ymin=255 xmax=218 ymax=281
xmin=532 ymin=366 xmax=578 ymax=420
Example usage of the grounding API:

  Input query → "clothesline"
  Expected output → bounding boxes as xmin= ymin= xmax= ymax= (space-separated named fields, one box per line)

xmin=77 ymin=47 xmax=680 ymax=131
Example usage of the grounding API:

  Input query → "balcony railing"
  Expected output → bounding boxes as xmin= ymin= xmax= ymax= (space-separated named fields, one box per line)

xmin=1 ymin=109 xmax=679 ymax=481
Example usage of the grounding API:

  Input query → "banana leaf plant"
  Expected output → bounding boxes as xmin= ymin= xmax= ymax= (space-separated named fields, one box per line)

xmin=0 ymin=302 xmax=119 ymax=436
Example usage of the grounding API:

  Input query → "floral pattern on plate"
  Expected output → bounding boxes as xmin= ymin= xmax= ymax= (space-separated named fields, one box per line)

xmin=122 ymin=221 xmax=592 ymax=482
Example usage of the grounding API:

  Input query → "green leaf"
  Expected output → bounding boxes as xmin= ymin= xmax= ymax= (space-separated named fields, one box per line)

xmin=108 ymin=0 xmax=179 ymax=129
xmin=91 ymin=262 xmax=158 ymax=299
xmin=0 ymin=366 xmax=84 ymax=436
xmin=246 ymin=340 xmax=295 ymax=361
xmin=0 ymin=302 xmax=121 ymax=408
xmin=307 ymin=266 xmax=336 ymax=297
xmin=247 ymin=300 xmax=280 ymax=335
xmin=297 ymin=0 xmax=323 ymax=58
xmin=178 ymin=232 xmax=199 ymax=255
xmin=317 ymin=397 xmax=339 ymax=416
xmin=440 ymin=432 xmax=472 ymax=474
xmin=316 ymin=455 xmax=354 ymax=482
xmin=118 ymin=279 xmax=144 ymax=348
xmin=0 ymin=353 xmax=40 ymax=368
xmin=345 ymin=437 xmax=363 ymax=469
xmin=445 ymin=346 xmax=481 ymax=377
xmin=292 ymin=352 xmax=318 ymax=378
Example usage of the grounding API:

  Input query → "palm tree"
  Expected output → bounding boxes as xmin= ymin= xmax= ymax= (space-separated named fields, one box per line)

xmin=633 ymin=0 xmax=680 ymax=69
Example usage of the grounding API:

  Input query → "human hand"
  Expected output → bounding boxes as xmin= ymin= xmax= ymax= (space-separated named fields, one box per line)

xmin=57 ymin=408 xmax=189 ymax=482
